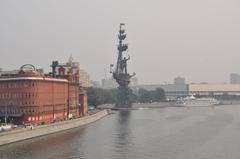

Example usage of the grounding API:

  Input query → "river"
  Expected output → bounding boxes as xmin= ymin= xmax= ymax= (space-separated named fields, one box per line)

xmin=1 ymin=105 xmax=240 ymax=159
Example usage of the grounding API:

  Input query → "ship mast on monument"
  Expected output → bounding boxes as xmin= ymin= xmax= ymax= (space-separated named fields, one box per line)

xmin=111 ymin=23 xmax=135 ymax=107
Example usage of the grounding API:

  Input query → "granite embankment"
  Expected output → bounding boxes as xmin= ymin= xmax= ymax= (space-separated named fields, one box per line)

xmin=98 ymin=100 xmax=240 ymax=109
xmin=98 ymin=102 xmax=173 ymax=109
xmin=0 ymin=109 xmax=110 ymax=146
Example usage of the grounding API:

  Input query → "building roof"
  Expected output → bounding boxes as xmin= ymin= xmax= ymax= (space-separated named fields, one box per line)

xmin=0 ymin=76 xmax=68 ymax=83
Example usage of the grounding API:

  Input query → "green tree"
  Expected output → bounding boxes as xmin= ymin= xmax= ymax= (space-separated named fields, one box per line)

xmin=153 ymin=88 xmax=166 ymax=102
xmin=85 ymin=87 xmax=166 ymax=106
xmin=85 ymin=87 xmax=118 ymax=107
xmin=138 ymin=88 xmax=152 ymax=103
xmin=137 ymin=88 xmax=165 ymax=103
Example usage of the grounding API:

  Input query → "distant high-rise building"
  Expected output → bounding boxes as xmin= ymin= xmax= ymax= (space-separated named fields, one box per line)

xmin=174 ymin=77 xmax=185 ymax=85
xmin=79 ymin=69 xmax=92 ymax=87
xmin=55 ymin=55 xmax=92 ymax=87
xmin=230 ymin=73 xmax=240 ymax=84
xmin=102 ymin=78 xmax=118 ymax=89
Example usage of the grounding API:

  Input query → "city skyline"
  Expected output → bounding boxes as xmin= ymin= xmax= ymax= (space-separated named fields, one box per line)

xmin=1 ymin=0 xmax=240 ymax=84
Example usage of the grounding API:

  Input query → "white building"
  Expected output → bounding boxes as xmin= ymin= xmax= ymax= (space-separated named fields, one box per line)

xmin=174 ymin=77 xmax=185 ymax=85
xmin=230 ymin=73 xmax=240 ymax=84
xmin=188 ymin=83 xmax=240 ymax=96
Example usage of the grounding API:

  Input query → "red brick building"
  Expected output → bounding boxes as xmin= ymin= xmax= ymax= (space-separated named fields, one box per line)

xmin=0 ymin=63 xmax=88 ymax=125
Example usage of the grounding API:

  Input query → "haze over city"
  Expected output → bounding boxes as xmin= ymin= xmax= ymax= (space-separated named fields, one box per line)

xmin=1 ymin=0 xmax=240 ymax=84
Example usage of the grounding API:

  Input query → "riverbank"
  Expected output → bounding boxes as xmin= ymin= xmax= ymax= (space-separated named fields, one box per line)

xmin=98 ymin=100 xmax=240 ymax=109
xmin=0 ymin=109 xmax=110 ymax=146
xmin=98 ymin=102 xmax=171 ymax=109
xmin=3 ymin=105 xmax=240 ymax=159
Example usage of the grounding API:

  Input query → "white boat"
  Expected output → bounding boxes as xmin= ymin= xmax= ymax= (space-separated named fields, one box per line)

xmin=175 ymin=95 xmax=220 ymax=107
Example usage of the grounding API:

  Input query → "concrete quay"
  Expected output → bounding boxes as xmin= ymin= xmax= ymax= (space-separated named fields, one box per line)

xmin=0 ymin=109 xmax=110 ymax=146
xmin=98 ymin=102 xmax=173 ymax=109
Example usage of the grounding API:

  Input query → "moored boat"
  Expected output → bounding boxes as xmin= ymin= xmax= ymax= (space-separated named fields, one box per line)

xmin=175 ymin=95 xmax=220 ymax=107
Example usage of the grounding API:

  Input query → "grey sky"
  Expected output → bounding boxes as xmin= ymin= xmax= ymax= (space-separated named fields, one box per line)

xmin=0 ymin=0 xmax=240 ymax=84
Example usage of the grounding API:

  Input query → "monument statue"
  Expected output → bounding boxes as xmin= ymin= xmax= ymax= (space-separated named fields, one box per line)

xmin=111 ymin=24 xmax=135 ymax=107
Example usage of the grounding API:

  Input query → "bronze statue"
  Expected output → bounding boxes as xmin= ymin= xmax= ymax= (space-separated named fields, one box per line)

xmin=111 ymin=24 xmax=135 ymax=108
xmin=120 ymin=56 xmax=130 ymax=74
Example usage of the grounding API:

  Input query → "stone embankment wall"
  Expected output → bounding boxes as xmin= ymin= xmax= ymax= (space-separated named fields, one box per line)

xmin=0 ymin=109 xmax=110 ymax=146
xmin=219 ymin=100 xmax=240 ymax=105
xmin=98 ymin=102 xmax=173 ymax=109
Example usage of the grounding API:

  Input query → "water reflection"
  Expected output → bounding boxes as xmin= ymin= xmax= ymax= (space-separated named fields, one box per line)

xmin=118 ymin=110 xmax=131 ymax=125
xmin=2 ymin=106 xmax=240 ymax=159
xmin=113 ymin=110 xmax=132 ymax=158
xmin=0 ymin=127 xmax=87 ymax=159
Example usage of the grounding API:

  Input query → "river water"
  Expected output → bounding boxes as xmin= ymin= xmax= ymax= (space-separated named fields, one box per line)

xmin=1 ymin=105 xmax=240 ymax=159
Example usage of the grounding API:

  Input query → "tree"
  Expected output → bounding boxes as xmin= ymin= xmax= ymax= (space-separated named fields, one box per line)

xmin=85 ymin=87 xmax=103 ymax=107
xmin=85 ymin=87 xmax=117 ymax=107
xmin=137 ymin=88 xmax=166 ymax=103
xmin=85 ymin=87 xmax=166 ymax=107
xmin=154 ymin=88 xmax=166 ymax=102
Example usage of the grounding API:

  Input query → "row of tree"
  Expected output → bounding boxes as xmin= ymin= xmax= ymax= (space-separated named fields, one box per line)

xmin=137 ymin=88 xmax=166 ymax=103
xmin=84 ymin=87 xmax=166 ymax=107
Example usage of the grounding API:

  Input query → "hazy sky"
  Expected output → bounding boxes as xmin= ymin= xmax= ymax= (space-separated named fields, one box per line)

xmin=1 ymin=0 xmax=240 ymax=84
